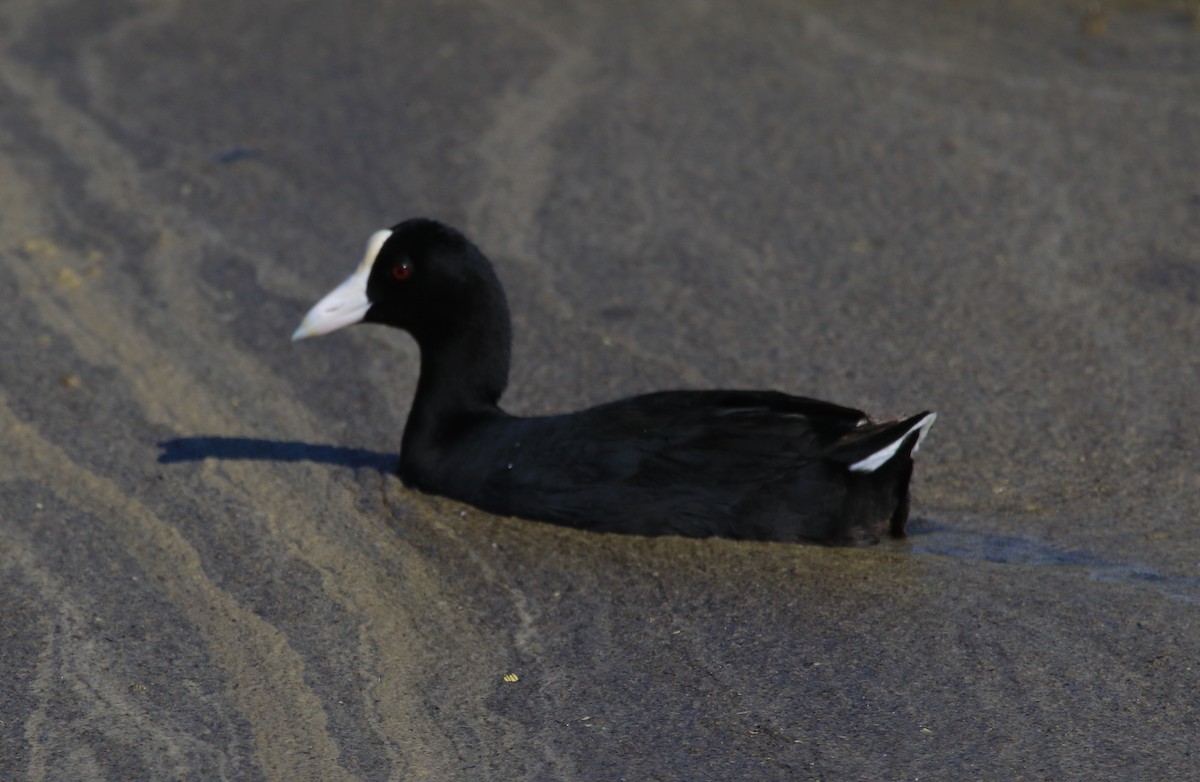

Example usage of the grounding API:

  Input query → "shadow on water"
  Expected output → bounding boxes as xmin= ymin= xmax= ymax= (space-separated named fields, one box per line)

xmin=907 ymin=517 xmax=1200 ymax=605
xmin=157 ymin=436 xmax=398 ymax=473
xmin=908 ymin=517 xmax=1112 ymax=567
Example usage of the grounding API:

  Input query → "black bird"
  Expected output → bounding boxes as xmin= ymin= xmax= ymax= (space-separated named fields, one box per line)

xmin=293 ymin=219 xmax=935 ymax=544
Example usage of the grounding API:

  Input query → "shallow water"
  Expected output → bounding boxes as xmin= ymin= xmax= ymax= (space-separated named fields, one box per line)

xmin=2 ymin=0 xmax=1199 ymax=779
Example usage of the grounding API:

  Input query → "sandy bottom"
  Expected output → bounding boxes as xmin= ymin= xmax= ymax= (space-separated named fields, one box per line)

xmin=2 ymin=1 xmax=1198 ymax=779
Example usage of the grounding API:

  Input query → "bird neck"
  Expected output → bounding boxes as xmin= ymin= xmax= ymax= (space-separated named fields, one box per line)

xmin=415 ymin=330 xmax=510 ymax=412
xmin=402 ymin=299 xmax=513 ymax=455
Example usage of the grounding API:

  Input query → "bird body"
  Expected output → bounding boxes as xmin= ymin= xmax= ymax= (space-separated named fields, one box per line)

xmin=294 ymin=219 xmax=934 ymax=545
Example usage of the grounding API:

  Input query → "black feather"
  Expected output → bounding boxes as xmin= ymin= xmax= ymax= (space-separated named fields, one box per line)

xmin=295 ymin=219 xmax=935 ymax=545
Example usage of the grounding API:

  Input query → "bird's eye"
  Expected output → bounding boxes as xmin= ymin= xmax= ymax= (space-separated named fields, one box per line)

xmin=391 ymin=261 xmax=412 ymax=281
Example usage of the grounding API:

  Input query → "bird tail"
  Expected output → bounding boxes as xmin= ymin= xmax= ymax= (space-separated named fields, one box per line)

xmin=825 ymin=412 xmax=936 ymax=473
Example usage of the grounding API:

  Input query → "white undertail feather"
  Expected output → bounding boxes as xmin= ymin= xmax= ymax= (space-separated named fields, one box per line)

xmin=848 ymin=412 xmax=937 ymax=474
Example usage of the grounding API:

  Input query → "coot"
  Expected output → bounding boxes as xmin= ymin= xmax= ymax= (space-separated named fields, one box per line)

xmin=293 ymin=219 xmax=935 ymax=544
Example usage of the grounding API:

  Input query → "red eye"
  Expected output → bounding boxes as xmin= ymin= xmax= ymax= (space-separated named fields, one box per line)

xmin=391 ymin=261 xmax=412 ymax=281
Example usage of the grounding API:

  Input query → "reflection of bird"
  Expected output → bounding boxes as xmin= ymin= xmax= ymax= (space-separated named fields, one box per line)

xmin=294 ymin=219 xmax=934 ymax=544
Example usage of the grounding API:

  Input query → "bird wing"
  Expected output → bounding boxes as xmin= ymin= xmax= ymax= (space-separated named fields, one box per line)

xmin=475 ymin=390 xmax=869 ymax=535
xmin=521 ymin=390 xmax=866 ymax=489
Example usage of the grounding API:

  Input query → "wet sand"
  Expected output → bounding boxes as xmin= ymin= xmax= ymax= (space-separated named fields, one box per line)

xmin=2 ymin=1 xmax=1199 ymax=779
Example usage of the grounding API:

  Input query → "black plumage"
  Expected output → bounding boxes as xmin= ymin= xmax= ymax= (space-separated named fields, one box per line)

xmin=294 ymin=219 xmax=935 ymax=544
